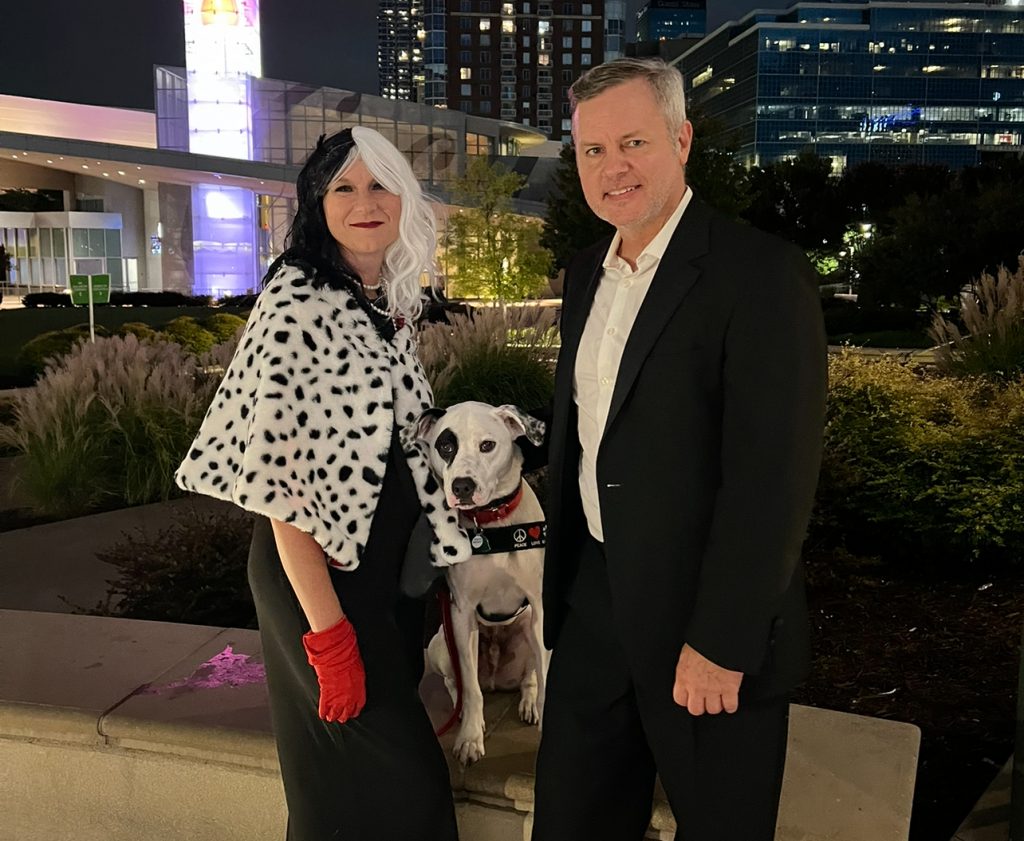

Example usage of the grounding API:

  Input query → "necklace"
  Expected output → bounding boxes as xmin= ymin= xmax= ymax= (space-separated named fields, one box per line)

xmin=359 ymin=270 xmax=385 ymax=292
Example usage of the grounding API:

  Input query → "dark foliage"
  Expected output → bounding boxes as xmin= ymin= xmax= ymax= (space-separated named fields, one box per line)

xmin=540 ymin=142 xmax=614 ymax=273
xmin=90 ymin=507 xmax=258 ymax=629
xmin=22 ymin=292 xmax=75 ymax=308
xmin=108 ymin=291 xmax=213 ymax=307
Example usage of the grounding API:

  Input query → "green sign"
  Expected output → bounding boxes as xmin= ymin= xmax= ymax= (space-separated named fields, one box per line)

xmin=70 ymin=274 xmax=111 ymax=306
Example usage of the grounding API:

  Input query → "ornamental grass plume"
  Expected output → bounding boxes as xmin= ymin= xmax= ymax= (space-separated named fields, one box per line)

xmin=929 ymin=257 xmax=1024 ymax=381
xmin=0 ymin=333 xmax=238 ymax=518
xmin=417 ymin=305 xmax=558 ymax=409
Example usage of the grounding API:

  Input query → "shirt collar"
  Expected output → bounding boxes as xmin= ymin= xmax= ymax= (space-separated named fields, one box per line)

xmin=602 ymin=186 xmax=693 ymax=274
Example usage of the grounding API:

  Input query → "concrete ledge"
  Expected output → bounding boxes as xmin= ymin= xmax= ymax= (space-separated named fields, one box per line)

xmin=0 ymin=609 xmax=921 ymax=841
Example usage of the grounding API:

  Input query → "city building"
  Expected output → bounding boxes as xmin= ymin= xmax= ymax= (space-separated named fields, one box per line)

xmin=673 ymin=0 xmax=1024 ymax=171
xmin=378 ymin=0 xmax=424 ymax=102
xmin=0 ymin=0 xmax=544 ymax=298
xmin=637 ymin=0 xmax=707 ymax=42
xmin=445 ymin=1 xmax=611 ymax=142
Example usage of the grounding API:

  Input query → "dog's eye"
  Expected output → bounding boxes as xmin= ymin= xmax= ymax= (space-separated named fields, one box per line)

xmin=480 ymin=440 xmax=496 ymax=453
xmin=439 ymin=442 xmax=453 ymax=454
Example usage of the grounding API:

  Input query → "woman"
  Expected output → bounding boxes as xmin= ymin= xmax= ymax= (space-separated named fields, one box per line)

xmin=176 ymin=127 xmax=470 ymax=840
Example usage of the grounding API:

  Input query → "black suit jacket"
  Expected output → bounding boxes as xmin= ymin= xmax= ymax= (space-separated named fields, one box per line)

xmin=542 ymin=196 xmax=828 ymax=701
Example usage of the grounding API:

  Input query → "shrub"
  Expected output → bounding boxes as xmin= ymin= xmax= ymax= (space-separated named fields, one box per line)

xmin=815 ymin=350 xmax=1024 ymax=565
xmin=22 ymin=292 xmax=74 ymax=308
xmin=116 ymin=321 xmax=158 ymax=341
xmin=108 ymin=290 xmax=212 ymax=307
xmin=202 ymin=312 xmax=247 ymax=343
xmin=217 ymin=293 xmax=259 ymax=309
xmin=0 ymin=334 xmax=230 ymax=518
xmin=418 ymin=306 xmax=557 ymax=409
xmin=88 ymin=507 xmax=257 ymax=629
xmin=160 ymin=316 xmax=217 ymax=355
xmin=929 ymin=258 xmax=1024 ymax=381
xmin=16 ymin=325 xmax=111 ymax=379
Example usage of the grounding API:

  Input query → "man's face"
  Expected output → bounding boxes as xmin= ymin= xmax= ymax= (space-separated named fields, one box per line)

xmin=573 ymin=78 xmax=692 ymax=249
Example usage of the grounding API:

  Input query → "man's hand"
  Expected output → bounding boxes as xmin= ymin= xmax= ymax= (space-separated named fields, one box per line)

xmin=672 ymin=643 xmax=743 ymax=715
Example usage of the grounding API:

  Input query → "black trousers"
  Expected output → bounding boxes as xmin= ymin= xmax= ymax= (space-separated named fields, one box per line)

xmin=247 ymin=435 xmax=458 ymax=841
xmin=532 ymin=536 xmax=790 ymax=841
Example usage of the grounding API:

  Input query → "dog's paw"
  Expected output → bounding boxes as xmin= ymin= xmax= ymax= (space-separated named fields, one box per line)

xmin=518 ymin=691 xmax=540 ymax=725
xmin=453 ymin=727 xmax=486 ymax=765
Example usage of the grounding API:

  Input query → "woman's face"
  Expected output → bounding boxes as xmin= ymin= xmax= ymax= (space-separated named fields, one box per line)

xmin=322 ymin=158 xmax=402 ymax=268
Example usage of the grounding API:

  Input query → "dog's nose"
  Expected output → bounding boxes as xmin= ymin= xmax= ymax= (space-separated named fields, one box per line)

xmin=452 ymin=477 xmax=476 ymax=500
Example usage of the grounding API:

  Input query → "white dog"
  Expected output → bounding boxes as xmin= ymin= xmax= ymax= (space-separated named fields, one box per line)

xmin=417 ymin=401 xmax=548 ymax=765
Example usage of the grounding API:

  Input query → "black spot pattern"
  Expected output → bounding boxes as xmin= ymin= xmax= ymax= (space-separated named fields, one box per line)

xmin=174 ymin=263 xmax=470 ymax=572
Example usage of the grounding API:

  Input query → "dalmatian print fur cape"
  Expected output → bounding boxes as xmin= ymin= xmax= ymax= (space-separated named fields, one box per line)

xmin=175 ymin=263 xmax=471 ymax=571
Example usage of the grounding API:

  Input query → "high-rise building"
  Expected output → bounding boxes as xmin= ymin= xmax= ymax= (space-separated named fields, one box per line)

xmin=604 ymin=0 xmax=627 ymax=58
xmin=379 ymin=0 xmax=424 ymax=101
xmin=637 ymin=0 xmax=707 ymax=42
xmin=421 ymin=0 xmax=450 ymax=106
xmin=446 ymin=1 xmax=608 ymax=142
xmin=674 ymin=0 xmax=1024 ymax=171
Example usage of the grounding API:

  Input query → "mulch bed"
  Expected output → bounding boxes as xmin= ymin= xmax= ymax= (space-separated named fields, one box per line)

xmin=795 ymin=550 xmax=1023 ymax=840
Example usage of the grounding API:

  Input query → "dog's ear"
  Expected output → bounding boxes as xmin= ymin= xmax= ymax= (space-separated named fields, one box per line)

xmin=495 ymin=404 xmax=546 ymax=447
xmin=415 ymin=407 xmax=446 ymax=441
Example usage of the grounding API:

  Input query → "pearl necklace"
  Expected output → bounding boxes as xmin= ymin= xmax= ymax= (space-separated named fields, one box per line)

xmin=362 ymin=274 xmax=393 ymax=320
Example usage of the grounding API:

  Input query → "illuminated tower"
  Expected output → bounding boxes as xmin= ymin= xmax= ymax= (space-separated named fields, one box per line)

xmin=181 ymin=0 xmax=262 ymax=295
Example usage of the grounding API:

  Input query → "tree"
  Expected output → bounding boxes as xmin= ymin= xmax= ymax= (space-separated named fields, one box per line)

xmin=685 ymin=106 xmax=751 ymax=219
xmin=742 ymin=152 xmax=848 ymax=251
xmin=444 ymin=158 xmax=552 ymax=303
xmin=540 ymin=143 xmax=613 ymax=273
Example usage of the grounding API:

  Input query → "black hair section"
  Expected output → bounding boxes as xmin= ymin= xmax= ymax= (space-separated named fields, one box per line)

xmin=261 ymin=129 xmax=365 ymax=291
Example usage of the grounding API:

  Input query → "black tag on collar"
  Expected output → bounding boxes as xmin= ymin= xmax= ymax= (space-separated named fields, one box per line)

xmin=469 ymin=521 xmax=547 ymax=555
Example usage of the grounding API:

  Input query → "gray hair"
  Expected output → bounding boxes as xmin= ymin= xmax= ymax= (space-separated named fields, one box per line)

xmin=570 ymin=57 xmax=687 ymax=137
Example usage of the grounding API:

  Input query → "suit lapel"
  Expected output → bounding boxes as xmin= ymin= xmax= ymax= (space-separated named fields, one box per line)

xmin=603 ymin=199 xmax=712 ymax=436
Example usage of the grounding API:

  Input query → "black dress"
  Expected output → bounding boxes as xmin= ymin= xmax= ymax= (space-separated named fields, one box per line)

xmin=246 ymin=289 xmax=458 ymax=841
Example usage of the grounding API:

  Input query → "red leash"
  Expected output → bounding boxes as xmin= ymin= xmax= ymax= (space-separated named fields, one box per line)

xmin=434 ymin=586 xmax=464 ymax=737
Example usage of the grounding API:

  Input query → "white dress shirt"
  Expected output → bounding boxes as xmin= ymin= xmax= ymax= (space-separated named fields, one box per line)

xmin=573 ymin=187 xmax=693 ymax=542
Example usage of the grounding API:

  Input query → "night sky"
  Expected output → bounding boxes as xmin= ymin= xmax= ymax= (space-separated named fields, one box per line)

xmin=0 ymin=0 xmax=759 ymax=111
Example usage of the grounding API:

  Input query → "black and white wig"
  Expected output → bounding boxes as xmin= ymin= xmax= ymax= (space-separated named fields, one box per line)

xmin=280 ymin=126 xmax=437 ymax=321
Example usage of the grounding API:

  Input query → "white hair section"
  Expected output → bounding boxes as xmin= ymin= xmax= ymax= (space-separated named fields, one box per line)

xmin=326 ymin=125 xmax=438 ymax=322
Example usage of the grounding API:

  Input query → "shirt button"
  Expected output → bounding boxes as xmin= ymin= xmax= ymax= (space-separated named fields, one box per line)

xmin=623 ymin=279 xmax=633 ymax=289
xmin=606 ymin=327 xmax=616 ymax=336
xmin=600 ymin=376 xmax=611 ymax=386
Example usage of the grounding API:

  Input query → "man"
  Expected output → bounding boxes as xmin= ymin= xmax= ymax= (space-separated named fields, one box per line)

xmin=531 ymin=58 xmax=827 ymax=841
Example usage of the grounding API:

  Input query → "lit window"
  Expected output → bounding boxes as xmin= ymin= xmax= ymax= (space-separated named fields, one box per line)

xmin=538 ymin=20 xmax=551 ymax=34
xmin=502 ymin=2 xmax=515 ymax=14
xmin=480 ymin=18 xmax=491 ymax=30
xmin=502 ymin=19 xmax=515 ymax=33
xmin=581 ymin=20 xmax=591 ymax=32
xmin=461 ymin=67 xmax=473 ymax=79
xmin=581 ymin=53 xmax=591 ymax=65
xmin=538 ymin=53 xmax=551 ymax=65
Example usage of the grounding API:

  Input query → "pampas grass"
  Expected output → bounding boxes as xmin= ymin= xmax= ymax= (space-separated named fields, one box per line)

xmin=929 ymin=257 xmax=1024 ymax=381
xmin=418 ymin=306 xmax=558 ymax=409
xmin=0 ymin=332 xmax=241 ymax=518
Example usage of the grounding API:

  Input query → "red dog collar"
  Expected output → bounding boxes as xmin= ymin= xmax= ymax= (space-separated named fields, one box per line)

xmin=462 ymin=482 xmax=524 ymax=526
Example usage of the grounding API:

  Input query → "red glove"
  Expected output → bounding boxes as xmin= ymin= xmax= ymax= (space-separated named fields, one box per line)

xmin=302 ymin=616 xmax=366 ymax=723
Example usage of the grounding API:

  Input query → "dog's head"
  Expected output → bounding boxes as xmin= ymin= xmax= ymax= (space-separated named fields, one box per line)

xmin=416 ymin=401 xmax=545 ymax=511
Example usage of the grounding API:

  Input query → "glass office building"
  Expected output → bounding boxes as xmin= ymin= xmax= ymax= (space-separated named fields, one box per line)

xmin=637 ymin=0 xmax=707 ymax=42
xmin=675 ymin=0 xmax=1024 ymax=170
